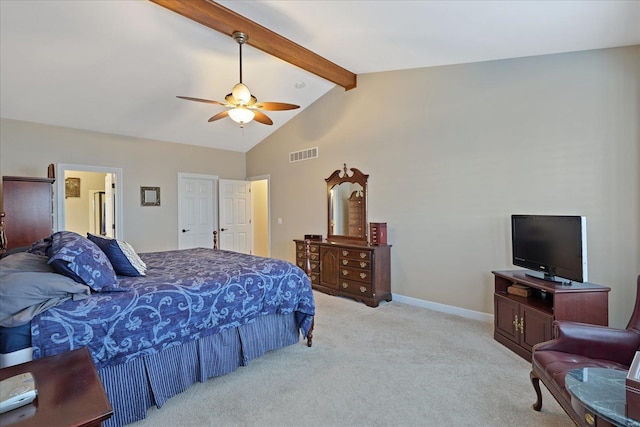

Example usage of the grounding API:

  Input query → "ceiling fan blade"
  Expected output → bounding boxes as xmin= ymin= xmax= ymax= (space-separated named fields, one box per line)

xmin=177 ymin=96 xmax=226 ymax=106
xmin=253 ymin=110 xmax=273 ymax=125
xmin=254 ymin=102 xmax=300 ymax=111
xmin=208 ymin=110 xmax=230 ymax=122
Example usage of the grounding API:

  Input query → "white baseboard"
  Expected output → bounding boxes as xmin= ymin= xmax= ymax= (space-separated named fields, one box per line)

xmin=392 ymin=294 xmax=494 ymax=323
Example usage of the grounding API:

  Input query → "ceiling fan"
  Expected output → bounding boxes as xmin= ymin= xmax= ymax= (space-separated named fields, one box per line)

xmin=177 ymin=31 xmax=300 ymax=128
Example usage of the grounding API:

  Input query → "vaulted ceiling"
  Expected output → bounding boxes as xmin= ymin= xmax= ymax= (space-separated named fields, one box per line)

xmin=1 ymin=1 xmax=639 ymax=153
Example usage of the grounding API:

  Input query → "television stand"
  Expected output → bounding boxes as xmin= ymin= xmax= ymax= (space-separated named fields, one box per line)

xmin=492 ymin=270 xmax=610 ymax=361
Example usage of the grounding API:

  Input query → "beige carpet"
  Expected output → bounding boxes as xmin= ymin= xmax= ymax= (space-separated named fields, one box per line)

xmin=131 ymin=291 xmax=573 ymax=427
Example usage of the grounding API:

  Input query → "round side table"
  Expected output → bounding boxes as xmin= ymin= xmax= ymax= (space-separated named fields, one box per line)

xmin=565 ymin=368 xmax=640 ymax=427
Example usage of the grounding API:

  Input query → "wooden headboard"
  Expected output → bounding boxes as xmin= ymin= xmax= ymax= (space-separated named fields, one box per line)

xmin=1 ymin=176 xmax=55 ymax=253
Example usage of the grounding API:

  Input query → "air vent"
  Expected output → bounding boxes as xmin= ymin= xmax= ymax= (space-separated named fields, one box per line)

xmin=289 ymin=147 xmax=318 ymax=163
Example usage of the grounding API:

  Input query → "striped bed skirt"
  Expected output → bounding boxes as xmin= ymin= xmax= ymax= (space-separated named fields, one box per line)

xmin=98 ymin=313 xmax=300 ymax=427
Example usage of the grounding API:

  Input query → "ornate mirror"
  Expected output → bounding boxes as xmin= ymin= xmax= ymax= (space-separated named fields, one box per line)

xmin=326 ymin=164 xmax=368 ymax=243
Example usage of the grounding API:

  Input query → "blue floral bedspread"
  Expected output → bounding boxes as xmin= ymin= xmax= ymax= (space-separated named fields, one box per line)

xmin=31 ymin=248 xmax=315 ymax=369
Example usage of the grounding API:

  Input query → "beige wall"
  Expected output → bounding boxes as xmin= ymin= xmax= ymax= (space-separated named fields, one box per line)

xmin=0 ymin=119 xmax=246 ymax=252
xmin=247 ymin=46 xmax=640 ymax=329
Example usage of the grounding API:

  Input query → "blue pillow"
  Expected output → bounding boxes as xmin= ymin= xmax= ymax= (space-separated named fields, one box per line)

xmin=87 ymin=234 xmax=146 ymax=277
xmin=47 ymin=231 xmax=120 ymax=292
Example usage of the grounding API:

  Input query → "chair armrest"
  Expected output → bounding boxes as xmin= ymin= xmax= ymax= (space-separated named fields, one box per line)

xmin=533 ymin=320 xmax=640 ymax=367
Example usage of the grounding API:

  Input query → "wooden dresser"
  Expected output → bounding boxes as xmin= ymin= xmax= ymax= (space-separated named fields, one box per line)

xmin=294 ymin=239 xmax=391 ymax=307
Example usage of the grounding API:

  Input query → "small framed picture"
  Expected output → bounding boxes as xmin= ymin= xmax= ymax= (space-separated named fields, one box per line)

xmin=141 ymin=187 xmax=160 ymax=206
xmin=65 ymin=177 xmax=80 ymax=198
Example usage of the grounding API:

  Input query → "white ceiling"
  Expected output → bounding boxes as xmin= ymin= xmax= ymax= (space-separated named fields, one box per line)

xmin=1 ymin=1 xmax=639 ymax=153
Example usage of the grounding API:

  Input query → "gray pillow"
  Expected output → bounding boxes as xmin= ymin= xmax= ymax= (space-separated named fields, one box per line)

xmin=0 ymin=252 xmax=54 ymax=273
xmin=0 ymin=253 xmax=91 ymax=327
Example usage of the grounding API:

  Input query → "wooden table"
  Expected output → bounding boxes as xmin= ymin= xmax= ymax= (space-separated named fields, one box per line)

xmin=0 ymin=348 xmax=113 ymax=427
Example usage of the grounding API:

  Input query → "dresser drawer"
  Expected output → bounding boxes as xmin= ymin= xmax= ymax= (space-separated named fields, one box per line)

xmin=296 ymin=242 xmax=320 ymax=253
xmin=339 ymin=248 xmax=371 ymax=261
xmin=340 ymin=267 xmax=372 ymax=283
xmin=340 ymin=258 xmax=370 ymax=269
xmin=299 ymin=251 xmax=320 ymax=261
xmin=296 ymin=260 xmax=319 ymax=272
xmin=339 ymin=280 xmax=373 ymax=297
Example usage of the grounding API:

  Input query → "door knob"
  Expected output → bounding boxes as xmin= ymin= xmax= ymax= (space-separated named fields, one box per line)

xmin=182 ymin=229 xmax=190 ymax=233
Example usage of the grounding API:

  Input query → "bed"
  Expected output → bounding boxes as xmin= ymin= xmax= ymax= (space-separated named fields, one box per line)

xmin=0 ymin=202 xmax=314 ymax=426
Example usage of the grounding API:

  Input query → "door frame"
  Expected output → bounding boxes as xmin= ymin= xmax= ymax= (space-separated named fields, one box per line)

xmin=56 ymin=164 xmax=123 ymax=239
xmin=248 ymin=174 xmax=271 ymax=257
xmin=177 ymin=172 xmax=218 ymax=250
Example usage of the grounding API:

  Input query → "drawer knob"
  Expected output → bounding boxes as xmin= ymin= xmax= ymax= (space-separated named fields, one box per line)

xmin=342 ymin=250 xmax=349 ymax=256
xmin=342 ymin=260 xmax=348 ymax=265
xmin=342 ymin=270 xmax=349 ymax=276
xmin=359 ymin=252 xmax=366 ymax=258
xmin=342 ymin=282 xmax=348 ymax=288
xmin=584 ymin=413 xmax=595 ymax=425
xmin=360 ymin=286 xmax=366 ymax=293
xmin=360 ymin=262 xmax=367 ymax=268
xmin=360 ymin=272 xmax=367 ymax=279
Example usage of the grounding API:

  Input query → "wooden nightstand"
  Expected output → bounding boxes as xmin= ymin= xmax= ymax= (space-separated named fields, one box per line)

xmin=0 ymin=348 xmax=113 ymax=427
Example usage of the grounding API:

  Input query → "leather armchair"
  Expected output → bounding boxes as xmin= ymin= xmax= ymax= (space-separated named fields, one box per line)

xmin=530 ymin=275 xmax=640 ymax=425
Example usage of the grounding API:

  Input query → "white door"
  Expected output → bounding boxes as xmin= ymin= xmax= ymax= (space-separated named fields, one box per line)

xmin=178 ymin=175 xmax=216 ymax=249
xmin=104 ymin=173 xmax=116 ymax=238
xmin=218 ymin=179 xmax=251 ymax=253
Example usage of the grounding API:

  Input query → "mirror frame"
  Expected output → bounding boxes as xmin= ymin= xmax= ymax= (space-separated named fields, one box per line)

xmin=326 ymin=165 xmax=368 ymax=243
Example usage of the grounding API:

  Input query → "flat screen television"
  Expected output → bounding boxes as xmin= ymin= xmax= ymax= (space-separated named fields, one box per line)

xmin=511 ymin=214 xmax=588 ymax=284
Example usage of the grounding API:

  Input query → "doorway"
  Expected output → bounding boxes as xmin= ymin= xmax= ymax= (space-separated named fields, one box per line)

xmin=249 ymin=175 xmax=270 ymax=257
xmin=176 ymin=173 xmax=269 ymax=255
xmin=56 ymin=164 xmax=123 ymax=239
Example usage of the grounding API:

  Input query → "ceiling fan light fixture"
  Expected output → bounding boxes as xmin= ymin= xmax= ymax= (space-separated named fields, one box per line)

xmin=228 ymin=106 xmax=255 ymax=127
xmin=232 ymin=83 xmax=252 ymax=105
xmin=177 ymin=31 xmax=299 ymax=128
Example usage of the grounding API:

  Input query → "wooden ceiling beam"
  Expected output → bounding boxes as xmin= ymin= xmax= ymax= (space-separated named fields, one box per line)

xmin=149 ymin=0 xmax=357 ymax=90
